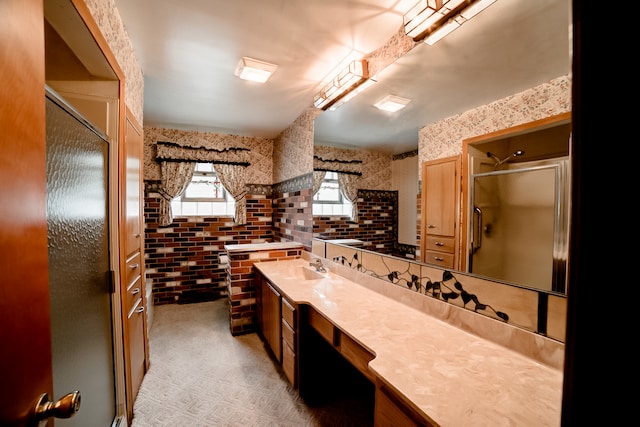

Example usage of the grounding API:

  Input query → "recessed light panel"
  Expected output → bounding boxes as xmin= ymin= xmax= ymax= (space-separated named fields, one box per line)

xmin=235 ymin=57 xmax=277 ymax=83
xmin=374 ymin=95 xmax=411 ymax=112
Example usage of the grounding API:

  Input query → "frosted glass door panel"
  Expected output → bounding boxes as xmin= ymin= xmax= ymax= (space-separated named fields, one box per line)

xmin=46 ymin=93 xmax=115 ymax=426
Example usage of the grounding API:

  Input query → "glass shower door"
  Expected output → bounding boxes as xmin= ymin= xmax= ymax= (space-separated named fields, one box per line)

xmin=470 ymin=162 xmax=567 ymax=292
xmin=46 ymin=89 xmax=116 ymax=426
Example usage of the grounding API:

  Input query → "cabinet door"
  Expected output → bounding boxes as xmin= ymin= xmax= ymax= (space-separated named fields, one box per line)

xmin=423 ymin=158 xmax=457 ymax=237
xmin=121 ymin=110 xmax=148 ymax=422
xmin=261 ymin=278 xmax=282 ymax=362
xmin=421 ymin=156 xmax=460 ymax=268
xmin=124 ymin=110 xmax=143 ymax=258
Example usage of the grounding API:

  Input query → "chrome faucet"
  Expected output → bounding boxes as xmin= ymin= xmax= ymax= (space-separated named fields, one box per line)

xmin=309 ymin=258 xmax=326 ymax=273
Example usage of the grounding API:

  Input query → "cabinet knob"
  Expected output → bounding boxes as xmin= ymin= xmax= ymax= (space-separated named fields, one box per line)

xmin=434 ymin=256 xmax=444 ymax=261
xmin=435 ymin=241 xmax=444 ymax=246
xmin=427 ymin=224 xmax=436 ymax=228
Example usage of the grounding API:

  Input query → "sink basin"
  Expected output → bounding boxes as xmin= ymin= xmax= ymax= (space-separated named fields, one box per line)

xmin=281 ymin=266 xmax=326 ymax=281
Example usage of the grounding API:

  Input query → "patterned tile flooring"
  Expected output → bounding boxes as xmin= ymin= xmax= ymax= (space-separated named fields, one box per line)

xmin=131 ymin=299 xmax=374 ymax=427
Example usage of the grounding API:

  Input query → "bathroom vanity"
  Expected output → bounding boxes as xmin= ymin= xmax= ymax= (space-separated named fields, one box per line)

xmin=253 ymin=256 xmax=563 ymax=426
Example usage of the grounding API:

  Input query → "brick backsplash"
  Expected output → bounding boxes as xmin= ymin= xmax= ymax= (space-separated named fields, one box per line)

xmin=272 ymin=188 xmax=313 ymax=250
xmin=313 ymin=189 xmax=398 ymax=254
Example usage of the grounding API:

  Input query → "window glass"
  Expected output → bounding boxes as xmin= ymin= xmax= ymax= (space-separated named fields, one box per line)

xmin=171 ymin=163 xmax=235 ymax=217
xmin=312 ymin=171 xmax=352 ymax=217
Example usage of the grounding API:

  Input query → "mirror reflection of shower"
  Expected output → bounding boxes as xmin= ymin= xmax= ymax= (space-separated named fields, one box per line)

xmin=487 ymin=150 xmax=525 ymax=169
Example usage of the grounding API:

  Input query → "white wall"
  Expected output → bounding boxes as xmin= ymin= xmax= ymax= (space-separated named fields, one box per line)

xmin=392 ymin=154 xmax=418 ymax=245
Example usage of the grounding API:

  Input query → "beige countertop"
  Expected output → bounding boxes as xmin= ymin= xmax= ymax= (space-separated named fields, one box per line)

xmin=254 ymin=258 xmax=563 ymax=427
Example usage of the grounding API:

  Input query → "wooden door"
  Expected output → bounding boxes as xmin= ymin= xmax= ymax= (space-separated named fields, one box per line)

xmin=0 ymin=0 xmax=53 ymax=425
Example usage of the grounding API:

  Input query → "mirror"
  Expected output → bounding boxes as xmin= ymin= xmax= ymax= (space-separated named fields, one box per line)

xmin=311 ymin=0 xmax=571 ymax=303
xmin=461 ymin=115 xmax=572 ymax=295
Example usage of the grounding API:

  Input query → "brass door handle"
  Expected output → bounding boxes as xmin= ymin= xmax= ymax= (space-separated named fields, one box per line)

xmin=32 ymin=390 xmax=81 ymax=426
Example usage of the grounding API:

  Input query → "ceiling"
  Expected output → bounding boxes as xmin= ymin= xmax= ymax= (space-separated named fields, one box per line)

xmin=113 ymin=0 xmax=570 ymax=155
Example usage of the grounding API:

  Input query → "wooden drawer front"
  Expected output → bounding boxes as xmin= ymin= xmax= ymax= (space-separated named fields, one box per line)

xmin=282 ymin=339 xmax=296 ymax=387
xmin=423 ymin=250 xmax=454 ymax=268
xmin=308 ymin=308 xmax=335 ymax=345
xmin=281 ymin=297 xmax=296 ymax=329
xmin=126 ymin=251 xmax=142 ymax=287
xmin=281 ymin=318 xmax=295 ymax=348
xmin=338 ymin=332 xmax=375 ymax=383
xmin=125 ymin=275 xmax=143 ymax=313
xmin=127 ymin=298 xmax=146 ymax=403
xmin=425 ymin=235 xmax=454 ymax=253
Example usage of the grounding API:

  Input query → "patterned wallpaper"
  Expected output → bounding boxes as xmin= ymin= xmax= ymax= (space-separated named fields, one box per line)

xmin=418 ymin=75 xmax=571 ymax=177
xmin=84 ymin=0 xmax=144 ymax=125
xmin=143 ymin=127 xmax=273 ymax=185
xmin=314 ymin=145 xmax=392 ymax=191
xmin=364 ymin=25 xmax=419 ymax=76
xmin=273 ymin=107 xmax=320 ymax=183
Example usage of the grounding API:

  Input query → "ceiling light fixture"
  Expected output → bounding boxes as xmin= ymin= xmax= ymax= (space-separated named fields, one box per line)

xmin=403 ymin=0 xmax=496 ymax=45
xmin=374 ymin=95 xmax=411 ymax=112
xmin=234 ymin=57 xmax=278 ymax=83
xmin=313 ymin=59 xmax=369 ymax=111
xmin=327 ymin=77 xmax=377 ymax=111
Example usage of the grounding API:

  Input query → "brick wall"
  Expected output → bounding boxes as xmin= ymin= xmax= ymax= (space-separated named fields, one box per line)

xmin=144 ymin=181 xmax=273 ymax=305
xmin=226 ymin=246 xmax=302 ymax=335
xmin=271 ymin=174 xmax=313 ymax=251
xmin=313 ymin=189 xmax=397 ymax=254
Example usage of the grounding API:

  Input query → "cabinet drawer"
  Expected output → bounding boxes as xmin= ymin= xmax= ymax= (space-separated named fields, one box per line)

xmin=125 ymin=275 xmax=143 ymax=312
xmin=282 ymin=339 xmax=296 ymax=387
xmin=423 ymin=250 xmax=454 ymax=268
xmin=425 ymin=235 xmax=454 ymax=253
xmin=281 ymin=297 xmax=296 ymax=329
xmin=308 ymin=308 xmax=335 ymax=345
xmin=281 ymin=318 xmax=295 ymax=348
xmin=125 ymin=251 xmax=142 ymax=287
xmin=338 ymin=332 xmax=375 ymax=383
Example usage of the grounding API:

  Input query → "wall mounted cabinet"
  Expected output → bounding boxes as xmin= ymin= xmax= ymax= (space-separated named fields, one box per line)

xmin=420 ymin=155 xmax=461 ymax=269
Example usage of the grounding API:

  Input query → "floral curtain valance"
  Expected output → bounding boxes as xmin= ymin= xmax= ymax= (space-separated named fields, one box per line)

xmin=313 ymin=155 xmax=362 ymax=176
xmin=156 ymin=141 xmax=250 ymax=166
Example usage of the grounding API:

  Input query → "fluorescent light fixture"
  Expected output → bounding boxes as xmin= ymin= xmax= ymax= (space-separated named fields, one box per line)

xmin=374 ymin=95 xmax=411 ymax=112
xmin=234 ymin=57 xmax=277 ymax=83
xmin=460 ymin=0 xmax=496 ymax=19
xmin=424 ymin=16 xmax=463 ymax=45
xmin=403 ymin=0 xmax=495 ymax=44
xmin=313 ymin=60 xmax=369 ymax=110
xmin=328 ymin=77 xmax=377 ymax=111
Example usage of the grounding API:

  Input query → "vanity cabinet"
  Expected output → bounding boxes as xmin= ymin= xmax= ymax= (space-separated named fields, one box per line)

xmin=120 ymin=109 xmax=149 ymax=421
xmin=258 ymin=274 xmax=282 ymax=362
xmin=281 ymin=297 xmax=298 ymax=387
xmin=420 ymin=155 xmax=461 ymax=269
xmin=256 ymin=270 xmax=299 ymax=388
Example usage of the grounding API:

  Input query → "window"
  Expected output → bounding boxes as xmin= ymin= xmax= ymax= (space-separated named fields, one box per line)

xmin=312 ymin=171 xmax=352 ymax=216
xmin=171 ymin=163 xmax=235 ymax=216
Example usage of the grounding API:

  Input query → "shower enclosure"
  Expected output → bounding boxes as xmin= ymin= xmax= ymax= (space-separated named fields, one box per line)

xmin=468 ymin=156 xmax=570 ymax=293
